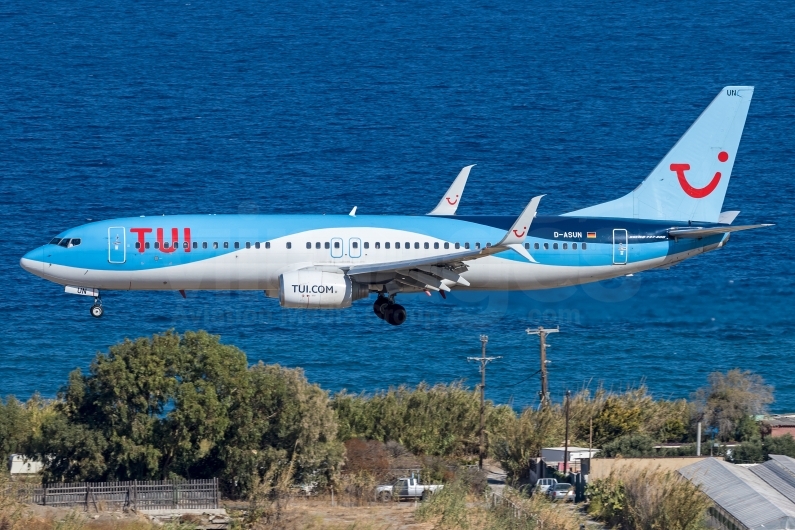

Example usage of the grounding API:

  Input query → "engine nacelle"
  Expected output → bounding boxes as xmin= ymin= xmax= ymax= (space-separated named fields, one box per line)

xmin=279 ymin=270 xmax=368 ymax=309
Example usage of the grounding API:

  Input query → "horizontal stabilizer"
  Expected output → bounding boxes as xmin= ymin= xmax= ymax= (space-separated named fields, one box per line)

xmin=668 ymin=224 xmax=773 ymax=239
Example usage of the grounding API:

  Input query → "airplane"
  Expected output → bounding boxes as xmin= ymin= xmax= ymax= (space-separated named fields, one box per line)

xmin=20 ymin=86 xmax=772 ymax=325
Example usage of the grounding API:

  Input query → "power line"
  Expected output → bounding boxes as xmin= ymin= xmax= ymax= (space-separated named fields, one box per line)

xmin=526 ymin=326 xmax=559 ymax=407
xmin=467 ymin=335 xmax=501 ymax=470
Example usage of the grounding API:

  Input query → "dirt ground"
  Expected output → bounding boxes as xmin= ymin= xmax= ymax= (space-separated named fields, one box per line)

xmin=251 ymin=498 xmax=435 ymax=530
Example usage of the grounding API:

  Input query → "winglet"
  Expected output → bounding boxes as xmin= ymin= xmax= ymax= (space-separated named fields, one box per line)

xmin=498 ymin=195 xmax=544 ymax=246
xmin=428 ymin=165 xmax=475 ymax=215
xmin=718 ymin=211 xmax=740 ymax=224
xmin=349 ymin=206 xmax=357 ymax=217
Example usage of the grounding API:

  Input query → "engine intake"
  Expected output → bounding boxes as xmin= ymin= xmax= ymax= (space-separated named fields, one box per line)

xmin=279 ymin=270 xmax=368 ymax=309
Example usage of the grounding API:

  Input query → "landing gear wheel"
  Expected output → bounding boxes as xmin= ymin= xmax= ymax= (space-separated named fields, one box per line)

xmin=385 ymin=304 xmax=407 ymax=326
xmin=373 ymin=297 xmax=390 ymax=320
xmin=90 ymin=304 xmax=104 ymax=318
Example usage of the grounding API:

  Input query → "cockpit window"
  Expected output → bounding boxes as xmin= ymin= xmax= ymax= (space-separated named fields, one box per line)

xmin=50 ymin=238 xmax=62 ymax=245
xmin=69 ymin=239 xmax=81 ymax=247
xmin=58 ymin=239 xmax=71 ymax=248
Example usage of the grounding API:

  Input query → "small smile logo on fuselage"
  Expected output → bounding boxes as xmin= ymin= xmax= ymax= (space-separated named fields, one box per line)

xmin=671 ymin=151 xmax=729 ymax=198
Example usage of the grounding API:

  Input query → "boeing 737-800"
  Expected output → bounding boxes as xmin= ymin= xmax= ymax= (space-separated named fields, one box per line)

xmin=20 ymin=87 xmax=771 ymax=325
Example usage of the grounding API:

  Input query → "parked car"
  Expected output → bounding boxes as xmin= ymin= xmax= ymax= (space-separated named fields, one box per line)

xmin=376 ymin=476 xmax=443 ymax=501
xmin=548 ymin=482 xmax=575 ymax=502
xmin=532 ymin=478 xmax=558 ymax=496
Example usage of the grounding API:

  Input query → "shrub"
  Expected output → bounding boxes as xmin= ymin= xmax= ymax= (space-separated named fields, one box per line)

xmin=588 ymin=467 xmax=711 ymax=530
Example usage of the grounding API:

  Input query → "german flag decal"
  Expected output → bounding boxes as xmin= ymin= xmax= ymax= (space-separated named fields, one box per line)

xmin=587 ymin=232 xmax=597 ymax=238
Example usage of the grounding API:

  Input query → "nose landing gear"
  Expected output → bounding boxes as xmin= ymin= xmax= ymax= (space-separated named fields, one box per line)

xmin=372 ymin=295 xmax=406 ymax=326
xmin=90 ymin=297 xmax=103 ymax=318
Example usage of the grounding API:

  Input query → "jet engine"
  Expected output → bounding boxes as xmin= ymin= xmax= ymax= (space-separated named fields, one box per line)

xmin=279 ymin=269 xmax=368 ymax=309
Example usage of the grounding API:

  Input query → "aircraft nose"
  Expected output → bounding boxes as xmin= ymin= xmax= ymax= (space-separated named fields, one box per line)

xmin=20 ymin=247 xmax=44 ymax=274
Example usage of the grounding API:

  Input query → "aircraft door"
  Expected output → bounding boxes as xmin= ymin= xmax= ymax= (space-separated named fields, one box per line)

xmin=330 ymin=237 xmax=344 ymax=258
xmin=108 ymin=227 xmax=126 ymax=264
xmin=349 ymin=238 xmax=361 ymax=258
xmin=612 ymin=229 xmax=628 ymax=265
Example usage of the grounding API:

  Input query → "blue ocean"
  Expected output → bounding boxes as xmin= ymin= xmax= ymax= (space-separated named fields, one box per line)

xmin=1 ymin=0 xmax=793 ymax=411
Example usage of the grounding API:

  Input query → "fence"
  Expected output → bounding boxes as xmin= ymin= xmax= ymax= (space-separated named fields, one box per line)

xmin=488 ymin=490 xmax=529 ymax=520
xmin=10 ymin=478 xmax=219 ymax=512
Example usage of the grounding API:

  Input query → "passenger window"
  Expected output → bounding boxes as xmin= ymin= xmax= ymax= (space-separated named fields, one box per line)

xmin=145 ymin=242 xmax=150 ymax=249
xmin=325 ymin=242 xmax=330 ymax=249
xmin=246 ymin=242 xmax=251 ymax=249
xmin=364 ymin=242 xmax=369 ymax=249
xmin=405 ymin=242 xmax=410 ymax=249
xmin=306 ymin=242 xmax=312 ymax=249
xmin=254 ymin=242 xmax=260 ymax=249
xmin=424 ymin=242 xmax=429 ymax=249
xmin=465 ymin=242 xmax=470 ymax=249
xmin=135 ymin=242 xmax=141 ymax=249
xmin=316 ymin=242 xmax=321 ymax=249
xmin=582 ymin=243 xmax=587 ymax=250
xmin=534 ymin=243 xmax=539 ymax=250
xmin=352 ymin=241 xmax=359 ymax=249
xmin=455 ymin=243 xmax=460 ymax=249
xmin=50 ymin=238 xmax=62 ymax=245
xmin=476 ymin=243 xmax=481 ymax=249
xmin=203 ymin=242 xmax=208 ymax=249
xmin=524 ymin=243 xmax=529 ymax=249
xmin=223 ymin=242 xmax=228 ymax=248
xmin=543 ymin=243 xmax=549 ymax=249
xmin=334 ymin=241 xmax=340 ymax=249
xmin=434 ymin=242 xmax=439 ymax=249
xmin=192 ymin=242 xmax=197 ymax=249
xmin=375 ymin=242 xmax=381 ymax=249
xmin=396 ymin=242 xmax=401 ymax=249
xmin=213 ymin=242 xmax=218 ymax=249
xmin=553 ymin=243 xmax=558 ymax=249
xmin=563 ymin=243 xmax=568 ymax=250
xmin=444 ymin=243 xmax=449 ymax=249
xmin=286 ymin=242 xmax=292 ymax=249
xmin=164 ymin=242 xmax=170 ymax=249
xmin=234 ymin=242 xmax=240 ymax=249
xmin=414 ymin=242 xmax=419 ymax=249
xmin=265 ymin=242 xmax=271 ymax=249
xmin=385 ymin=242 xmax=391 ymax=249
xmin=184 ymin=242 xmax=189 ymax=249
xmin=573 ymin=243 xmax=577 ymax=249
xmin=155 ymin=242 xmax=160 ymax=249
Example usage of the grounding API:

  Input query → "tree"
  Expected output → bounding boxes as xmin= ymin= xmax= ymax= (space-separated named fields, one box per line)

xmin=599 ymin=433 xmax=656 ymax=458
xmin=217 ymin=362 xmax=344 ymax=497
xmin=29 ymin=331 xmax=344 ymax=495
xmin=692 ymin=370 xmax=773 ymax=442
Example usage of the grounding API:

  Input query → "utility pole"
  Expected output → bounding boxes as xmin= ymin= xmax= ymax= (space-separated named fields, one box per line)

xmin=468 ymin=335 xmax=501 ymax=470
xmin=526 ymin=326 xmax=559 ymax=406
xmin=564 ymin=390 xmax=571 ymax=475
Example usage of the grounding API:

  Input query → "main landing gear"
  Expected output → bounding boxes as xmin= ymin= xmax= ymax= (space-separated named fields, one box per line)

xmin=90 ymin=297 xmax=103 ymax=318
xmin=373 ymin=295 xmax=407 ymax=326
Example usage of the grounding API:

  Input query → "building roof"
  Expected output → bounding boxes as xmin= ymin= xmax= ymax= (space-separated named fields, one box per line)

xmin=679 ymin=456 xmax=795 ymax=530
xmin=767 ymin=417 xmax=795 ymax=428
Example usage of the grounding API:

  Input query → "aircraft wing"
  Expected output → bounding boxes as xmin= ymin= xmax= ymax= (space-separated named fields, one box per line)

xmin=668 ymin=224 xmax=773 ymax=239
xmin=348 ymin=195 xmax=544 ymax=292
xmin=427 ymin=165 xmax=475 ymax=215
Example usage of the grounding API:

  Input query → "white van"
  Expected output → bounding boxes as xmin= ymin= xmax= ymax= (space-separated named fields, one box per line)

xmin=533 ymin=478 xmax=558 ymax=495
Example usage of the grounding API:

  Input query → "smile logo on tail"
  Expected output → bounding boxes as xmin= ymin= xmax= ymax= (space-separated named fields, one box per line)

xmin=671 ymin=151 xmax=729 ymax=198
xmin=446 ymin=195 xmax=459 ymax=205
xmin=513 ymin=227 xmax=527 ymax=238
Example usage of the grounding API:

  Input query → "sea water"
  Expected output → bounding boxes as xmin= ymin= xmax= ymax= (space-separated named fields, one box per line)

xmin=1 ymin=0 xmax=793 ymax=410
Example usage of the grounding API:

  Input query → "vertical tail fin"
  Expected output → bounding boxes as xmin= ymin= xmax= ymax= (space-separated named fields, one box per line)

xmin=565 ymin=87 xmax=754 ymax=222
